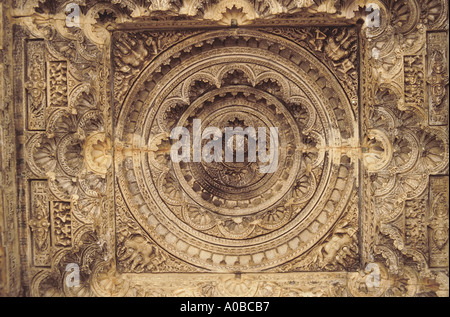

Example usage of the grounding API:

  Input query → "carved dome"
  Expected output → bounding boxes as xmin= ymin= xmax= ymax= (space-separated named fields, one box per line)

xmin=115 ymin=28 xmax=356 ymax=271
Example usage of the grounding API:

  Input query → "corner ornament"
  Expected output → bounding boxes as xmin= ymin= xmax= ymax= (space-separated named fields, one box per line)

xmin=83 ymin=132 xmax=112 ymax=175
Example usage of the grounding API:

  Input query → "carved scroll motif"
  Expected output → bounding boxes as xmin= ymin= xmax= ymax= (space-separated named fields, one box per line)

xmin=428 ymin=176 xmax=449 ymax=268
xmin=48 ymin=61 xmax=68 ymax=108
xmin=427 ymin=32 xmax=449 ymax=126
xmin=51 ymin=201 xmax=72 ymax=247
xmin=404 ymin=55 xmax=425 ymax=109
xmin=25 ymin=40 xmax=46 ymax=131
xmin=405 ymin=199 xmax=428 ymax=257
xmin=29 ymin=180 xmax=50 ymax=266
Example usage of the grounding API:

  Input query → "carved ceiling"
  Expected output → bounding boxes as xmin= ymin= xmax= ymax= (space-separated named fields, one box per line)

xmin=114 ymin=27 xmax=358 ymax=273
xmin=0 ymin=0 xmax=449 ymax=297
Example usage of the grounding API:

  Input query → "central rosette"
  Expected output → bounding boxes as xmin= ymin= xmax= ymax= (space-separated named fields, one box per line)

xmin=145 ymin=64 xmax=328 ymax=241
xmin=171 ymin=89 xmax=302 ymax=217
xmin=198 ymin=113 xmax=266 ymax=189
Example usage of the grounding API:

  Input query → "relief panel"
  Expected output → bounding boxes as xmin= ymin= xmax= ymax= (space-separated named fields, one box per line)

xmin=51 ymin=201 xmax=72 ymax=248
xmin=25 ymin=40 xmax=46 ymax=131
xmin=404 ymin=55 xmax=425 ymax=110
xmin=29 ymin=180 xmax=51 ymax=267
xmin=427 ymin=32 xmax=449 ymax=126
xmin=48 ymin=61 xmax=68 ymax=108
xmin=428 ymin=176 xmax=449 ymax=268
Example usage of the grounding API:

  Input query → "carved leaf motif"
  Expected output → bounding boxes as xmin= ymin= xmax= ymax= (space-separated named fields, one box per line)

xmin=52 ymin=201 xmax=72 ymax=247
xmin=48 ymin=61 xmax=68 ymax=107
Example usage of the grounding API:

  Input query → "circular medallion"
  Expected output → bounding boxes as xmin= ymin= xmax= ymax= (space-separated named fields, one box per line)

xmin=116 ymin=29 xmax=356 ymax=271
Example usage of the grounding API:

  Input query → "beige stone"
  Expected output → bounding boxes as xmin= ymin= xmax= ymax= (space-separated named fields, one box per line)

xmin=0 ymin=0 xmax=448 ymax=297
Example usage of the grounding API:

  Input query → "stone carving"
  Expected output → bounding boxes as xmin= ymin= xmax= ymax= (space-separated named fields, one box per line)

xmin=428 ymin=176 xmax=449 ymax=268
xmin=0 ymin=243 xmax=5 ymax=293
xmin=0 ymin=0 xmax=448 ymax=297
xmin=426 ymin=32 xmax=449 ymax=126
xmin=113 ymin=32 xmax=158 ymax=104
xmin=405 ymin=198 xmax=428 ymax=258
xmin=52 ymin=201 xmax=72 ymax=247
xmin=112 ymin=30 xmax=202 ymax=107
xmin=83 ymin=132 xmax=112 ymax=175
xmin=48 ymin=61 xmax=68 ymax=108
xmin=262 ymin=26 xmax=359 ymax=106
xmin=419 ymin=0 xmax=448 ymax=29
xmin=404 ymin=55 xmax=425 ymax=109
xmin=115 ymin=190 xmax=203 ymax=273
xmin=117 ymin=235 xmax=163 ymax=271
xmin=25 ymin=39 xmax=47 ymax=130
xmin=0 ymin=1 xmax=22 ymax=295
xmin=357 ymin=0 xmax=448 ymax=299
xmin=277 ymin=192 xmax=359 ymax=272
xmin=115 ymin=27 xmax=356 ymax=272
xmin=0 ymin=3 xmax=2 ymax=50
xmin=29 ymin=180 xmax=51 ymax=266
